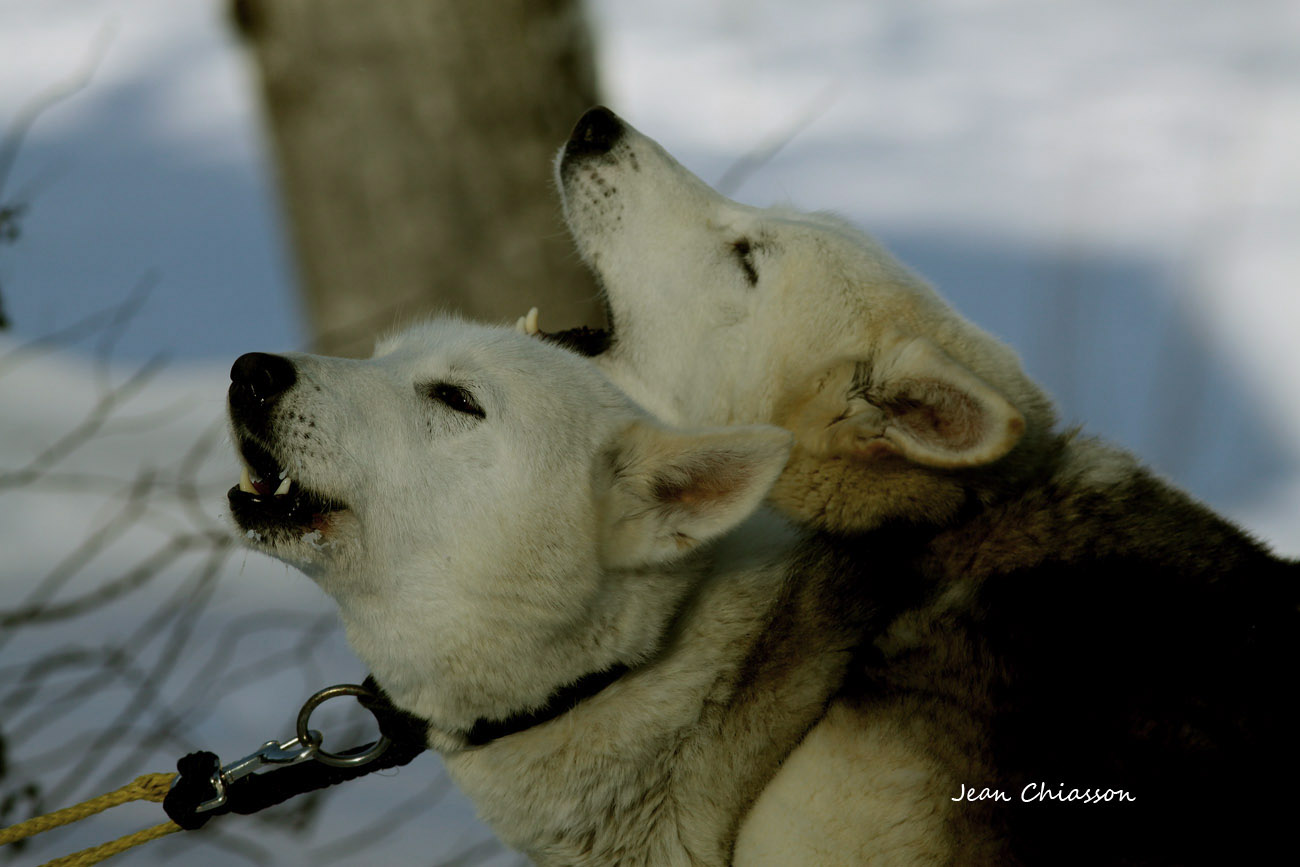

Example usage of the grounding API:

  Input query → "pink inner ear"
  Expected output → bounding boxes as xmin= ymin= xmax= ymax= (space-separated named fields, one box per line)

xmin=654 ymin=483 xmax=710 ymax=507
xmin=651 ymin=454 xmax=746 ymax=509
xmin=885 ymin=379 xmax=985 ymax=451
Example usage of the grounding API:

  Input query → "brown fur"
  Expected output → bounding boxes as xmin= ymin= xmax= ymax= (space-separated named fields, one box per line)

xmin=827 ymin=434 xmax=1299 ymax=864
xmin=768 ymin=354 xmax=1059 ymax=535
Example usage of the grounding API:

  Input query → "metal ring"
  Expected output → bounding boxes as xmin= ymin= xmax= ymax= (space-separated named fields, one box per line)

xmin=296 ymin=683 xmax=392 ymax=768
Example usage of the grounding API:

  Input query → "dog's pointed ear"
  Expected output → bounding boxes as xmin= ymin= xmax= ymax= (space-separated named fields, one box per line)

xmin=822 ymin=337 xmax=1025 ymax=469
xmin=600 ymin=421 xmax=793 ymax=569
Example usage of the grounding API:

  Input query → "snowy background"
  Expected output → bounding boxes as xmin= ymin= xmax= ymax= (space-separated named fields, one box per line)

xmin=1 ymin=0 xmax=1297 ymax=864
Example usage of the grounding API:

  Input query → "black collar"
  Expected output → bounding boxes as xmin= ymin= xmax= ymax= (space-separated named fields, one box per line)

xmin=366 ymin=664 xmax=632 ymax=750
xmin=464 ymin=663 xmax=630 ymax=747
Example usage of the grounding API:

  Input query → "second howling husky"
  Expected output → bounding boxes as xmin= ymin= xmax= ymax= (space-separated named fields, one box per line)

xmin=542 ymin=107 xmax=1296 ymax=863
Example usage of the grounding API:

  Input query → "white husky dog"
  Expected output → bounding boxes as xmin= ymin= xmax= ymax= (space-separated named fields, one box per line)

xmin=545 ymin=108 xmax=1298 ymax=865
xmin=226 ymin=319 xmax=915 ymax=865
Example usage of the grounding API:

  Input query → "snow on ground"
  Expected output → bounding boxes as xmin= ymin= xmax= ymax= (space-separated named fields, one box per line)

xmin=1 ymin=1 xmax=1297 ymax=864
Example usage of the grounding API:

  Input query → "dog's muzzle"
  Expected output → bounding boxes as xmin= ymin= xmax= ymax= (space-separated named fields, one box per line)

xmin=227 ymin=352 xmax=346 ymax=533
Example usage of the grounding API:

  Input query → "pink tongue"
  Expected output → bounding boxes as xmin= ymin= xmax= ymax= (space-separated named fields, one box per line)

xmin=253 ymin=477 xmax=278 ymax=496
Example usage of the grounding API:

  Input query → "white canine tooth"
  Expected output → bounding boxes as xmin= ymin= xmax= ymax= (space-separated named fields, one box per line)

xmin=239 ymin=466 xmax=256 ymax=494
xmin=274 ymin=477 xmax=292 ymax=496
xmin=515 ymin=307 xmax=541 ymax=335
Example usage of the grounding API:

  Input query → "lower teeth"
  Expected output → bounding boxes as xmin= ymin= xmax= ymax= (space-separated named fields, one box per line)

xmin=238 ymin=466 xmax=294 ymax=497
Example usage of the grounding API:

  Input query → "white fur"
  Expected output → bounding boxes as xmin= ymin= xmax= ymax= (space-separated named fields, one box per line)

xmin=226 ymin=319 xmax=847 ymax=864
xmin=735 ymin=702 xmax=951 ymax=865
xmin=556 ymin=112 xmax=1042 ymax=472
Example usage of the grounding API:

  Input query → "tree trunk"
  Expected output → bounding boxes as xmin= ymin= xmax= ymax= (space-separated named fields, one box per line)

xmin=233 ymin=0 xmax=603 ymax=356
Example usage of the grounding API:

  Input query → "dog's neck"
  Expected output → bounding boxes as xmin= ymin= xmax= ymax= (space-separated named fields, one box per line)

xmin=332 ymin=555 xmax=706 ymax=746
xmin=349 ymin=662 xmax=634 ymax=766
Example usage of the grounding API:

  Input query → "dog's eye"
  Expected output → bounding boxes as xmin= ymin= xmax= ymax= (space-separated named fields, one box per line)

xmin=731 ymin=239 xmax=758 ymax=287
xmin=425 ymin=383 xmax=485 ymax=419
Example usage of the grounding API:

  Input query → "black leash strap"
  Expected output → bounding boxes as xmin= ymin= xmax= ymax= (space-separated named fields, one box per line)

xmin=164 ymin=677 xmax=428 ymax=831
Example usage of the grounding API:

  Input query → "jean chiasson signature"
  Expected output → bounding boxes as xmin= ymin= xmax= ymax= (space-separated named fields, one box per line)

xmin=953 ymin=783 xmax=1136 ymax=804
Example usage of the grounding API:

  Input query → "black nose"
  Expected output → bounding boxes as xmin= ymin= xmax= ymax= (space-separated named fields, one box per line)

xmin=230 ymin=352 xmax=296 ymax=406
xmin=565 ymin=106 xmax=624 ymax=158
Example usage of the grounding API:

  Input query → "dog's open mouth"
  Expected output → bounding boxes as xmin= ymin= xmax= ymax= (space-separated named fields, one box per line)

xmin=539 ymin=324 xmax=612 ymax=359
xmin=228 ymin=436 xmax=347 ymax=531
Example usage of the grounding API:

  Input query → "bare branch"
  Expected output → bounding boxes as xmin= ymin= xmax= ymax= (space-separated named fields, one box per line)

xmin=0 ymin=348 xmax=166 ymax=491
xmin=0 ymin=532 xmax=222 ymax=630
xmin=0 ymin=273 xmax=157 ymax=378
xmin=0 ymin=23 xmax=114 ymax=203
xmin=0 ymin=471 xmax=157 ymax=646
xmin=310 ymin=774 xmax=455 ymax=864
xmin=715 ymin=83 xmax=839 ymax=197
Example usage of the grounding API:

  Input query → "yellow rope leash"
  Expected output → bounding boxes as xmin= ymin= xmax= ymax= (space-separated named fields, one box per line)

xmin=38 ymin=820 xmax=180 ymax=867
xmin=0 ymin=773 xmax=181 ymax=867
xmin=0 ymin=683 xmax=416 ymax=865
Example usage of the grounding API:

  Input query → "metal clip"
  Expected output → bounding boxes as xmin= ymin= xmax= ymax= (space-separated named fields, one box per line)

xmin=196 ymin=730 xmax=322 ymax=813
xmin=187 ymin=683 xmax=392 ymax=814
